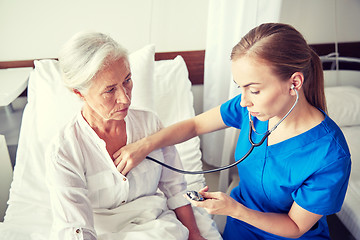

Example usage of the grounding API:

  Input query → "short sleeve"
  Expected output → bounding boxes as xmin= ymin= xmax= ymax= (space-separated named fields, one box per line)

xmin=220 ymin=94 xmax=247 ymax=129
xmin=292 ymin=156 xmax=351 ymax=215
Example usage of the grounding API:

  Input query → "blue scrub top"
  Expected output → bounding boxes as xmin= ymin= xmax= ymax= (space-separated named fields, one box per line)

xmin=220 ymin=94 xmax=351 ymax=240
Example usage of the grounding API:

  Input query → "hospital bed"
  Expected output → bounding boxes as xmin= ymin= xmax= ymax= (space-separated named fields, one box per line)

xmin=0 ymin=45 xmax=220 ymax=239
xmin=324 ymin=71 xmax=360 ymax=240
xmin=321 ymin=59 xmax=360 ymax=239
xmin=1 ymin=41 xmax=360 ymax=239
xmin=303 ymin=42 xmax=360 ymax=240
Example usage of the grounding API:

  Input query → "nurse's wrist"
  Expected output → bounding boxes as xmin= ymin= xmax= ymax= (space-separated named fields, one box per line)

xmin=141 ymin=136 xmax=155 ymax=156
xmin=229 ymin=202 xmax=248 ymax=221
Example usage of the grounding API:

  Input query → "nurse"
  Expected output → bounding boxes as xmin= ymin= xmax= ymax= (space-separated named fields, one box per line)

xmin=113 ymin=23 xmax=351 ymax=239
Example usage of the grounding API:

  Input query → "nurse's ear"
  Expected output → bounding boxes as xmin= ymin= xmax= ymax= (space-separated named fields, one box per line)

xmin=289 ymin=72 xmax=304 ymax=95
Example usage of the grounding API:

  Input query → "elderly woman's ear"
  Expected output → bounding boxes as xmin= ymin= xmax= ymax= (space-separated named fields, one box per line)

xmin=72 ymin=89 xmax=85 ymax=100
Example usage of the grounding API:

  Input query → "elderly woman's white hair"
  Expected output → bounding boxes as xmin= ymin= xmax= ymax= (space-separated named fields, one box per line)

xmin=58 ymin=31 xmax=128 ymax=93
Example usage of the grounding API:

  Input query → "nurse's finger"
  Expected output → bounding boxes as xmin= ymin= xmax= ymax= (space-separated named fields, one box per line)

xmin=198 ymin=186 xmax=209 ymax=194
xmin=113 ymin=156 xmax=121 ymax=166
xmin=113 ymin=149 xmax=121 ymax=159
xmin=116 ymin=160 xmax=126 ymax=174
xmin=121 ymin=164 xmax=132 ymax=176
xmin=201 ymin=191 xmax=222 ymax=200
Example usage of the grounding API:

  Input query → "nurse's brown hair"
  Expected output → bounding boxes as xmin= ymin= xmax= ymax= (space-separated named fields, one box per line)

xmin=231 ymin=23 xmax=327 ymax=113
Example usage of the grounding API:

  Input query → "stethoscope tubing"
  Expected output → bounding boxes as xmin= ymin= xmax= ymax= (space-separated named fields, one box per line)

xmin=146 ymin=89 xmax=299 ymax=175
xmin=145 ymin=126 xmax=270 ymax=175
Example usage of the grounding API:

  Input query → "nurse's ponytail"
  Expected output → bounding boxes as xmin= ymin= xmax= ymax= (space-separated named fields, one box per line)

xmin=231 ymin=23 xmax=327 ymax=113
xmin=304 ymin=48 xmax=327 ymax=113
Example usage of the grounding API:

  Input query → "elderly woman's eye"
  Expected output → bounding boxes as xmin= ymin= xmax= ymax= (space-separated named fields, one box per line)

xmin=124 ymin=78 xmax=132 ymax=84
xmin=106 ymin=88 xmax=115 ymax=93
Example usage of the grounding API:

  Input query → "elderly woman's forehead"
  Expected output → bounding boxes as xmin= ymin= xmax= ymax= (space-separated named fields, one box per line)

xmin=101 ymin=57 xmax=129 ymax=70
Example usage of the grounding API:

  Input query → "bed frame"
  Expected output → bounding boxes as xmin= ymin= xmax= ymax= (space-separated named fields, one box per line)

xmin=0 ymin=51 xmax=206 ymax=86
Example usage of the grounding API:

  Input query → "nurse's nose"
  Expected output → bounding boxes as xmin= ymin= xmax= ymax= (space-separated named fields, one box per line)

xmin=240 ymin=93 xmax=252 ymax=108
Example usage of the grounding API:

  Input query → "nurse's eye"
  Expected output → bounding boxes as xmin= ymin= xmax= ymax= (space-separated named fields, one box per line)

xmin=250 ymin=90 xmax=260 ymax=95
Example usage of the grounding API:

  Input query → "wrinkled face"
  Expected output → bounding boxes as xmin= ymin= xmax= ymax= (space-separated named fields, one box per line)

xmin=231 ymin=56 xmax=292 ymax=121
xmin=82 ymin=58 xmax=132 ymax=121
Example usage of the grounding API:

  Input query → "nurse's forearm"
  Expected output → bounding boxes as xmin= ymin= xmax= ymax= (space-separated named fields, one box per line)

xmin=231 ymin=205 xmax=303 ymax=238
xmin=144 ymin=119 xmax=198 ymax=152
xmin=143 ymin=106 xmax=227 ymax=153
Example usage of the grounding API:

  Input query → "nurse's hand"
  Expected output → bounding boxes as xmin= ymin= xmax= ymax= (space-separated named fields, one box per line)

xmin=186 ymin=186 xmax=240 ymax=217
xmin=113 ymin=138 xmax=150 ymax=175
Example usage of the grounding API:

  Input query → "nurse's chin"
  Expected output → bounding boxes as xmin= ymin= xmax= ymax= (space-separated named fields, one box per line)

xmin=250 ymin=112 xmax=267 ymax=120
xmin=254 ymin=115 xmax=270 ymax=122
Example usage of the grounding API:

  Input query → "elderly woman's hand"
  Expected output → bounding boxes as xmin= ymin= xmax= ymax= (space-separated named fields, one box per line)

xmin=113 ymin=138 xmax=150 ymax=175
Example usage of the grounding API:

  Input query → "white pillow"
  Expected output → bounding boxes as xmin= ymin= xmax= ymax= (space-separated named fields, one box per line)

xmin=129 ymin=44 xmax=155 ymax=111
xmin=153 ymin=56 xmax=205 ymax=190
xmin=7 ymin=45 xmax=156 ymax=210
xmin=325 ymin=86 xmax=360 ymax=127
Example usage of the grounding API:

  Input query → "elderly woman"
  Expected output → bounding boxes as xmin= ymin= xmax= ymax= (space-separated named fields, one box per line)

xmin=45 ymin=32 xmax=211 ymax=240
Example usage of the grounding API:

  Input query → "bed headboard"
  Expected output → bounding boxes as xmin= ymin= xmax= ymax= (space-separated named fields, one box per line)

xmin=0 ymin=50 xmax=205 ymax=85
xmin=0 ymin=42 xmax=359 ymax=86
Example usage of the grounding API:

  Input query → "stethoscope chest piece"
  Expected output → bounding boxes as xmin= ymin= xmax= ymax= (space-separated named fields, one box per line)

xmin=186 ymin=190 xmax=205 ymax=201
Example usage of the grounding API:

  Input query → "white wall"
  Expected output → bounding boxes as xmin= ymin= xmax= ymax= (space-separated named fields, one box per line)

xmin=2 ymin=0 xmax=359 ymax=115
xmin=0 ymin=0 xmax=209 ymax=61
xmin=0 ymin=0 xmax=359 ymax=61
xmin=279 ymin=0 xmax=360 ymax=44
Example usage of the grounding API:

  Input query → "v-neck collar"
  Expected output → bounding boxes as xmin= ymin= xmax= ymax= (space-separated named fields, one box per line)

xmin=267 ymin=114 xmax=329 ymax=154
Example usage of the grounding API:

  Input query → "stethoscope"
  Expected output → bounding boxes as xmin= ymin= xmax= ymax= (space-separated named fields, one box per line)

xmin=146 ymin=86 xmax=299 ymax=175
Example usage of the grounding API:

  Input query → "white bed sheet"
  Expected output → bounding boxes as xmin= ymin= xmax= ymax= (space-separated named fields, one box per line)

xmin=337 ymin=126 xmax=360 ymax=240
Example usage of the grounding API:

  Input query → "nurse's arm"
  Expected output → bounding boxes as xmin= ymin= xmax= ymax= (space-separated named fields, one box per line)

xmin=231 ymin=200 xmax=322 ymax=238
xmin=114 ymin=106 xmax=228 ymax=175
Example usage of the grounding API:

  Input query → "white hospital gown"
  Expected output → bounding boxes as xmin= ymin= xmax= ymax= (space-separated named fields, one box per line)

xmin=46 ymin=108 xmax=190 ymax=240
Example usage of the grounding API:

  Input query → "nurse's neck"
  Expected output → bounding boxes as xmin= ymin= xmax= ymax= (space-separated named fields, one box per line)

xmin=268 ymin=98 xmax=324 ymax=144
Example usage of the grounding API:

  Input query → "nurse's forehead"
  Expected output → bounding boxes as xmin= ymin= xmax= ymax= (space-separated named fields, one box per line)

xmin=232 ymin=79 xmax=262 ymax=88
xmin=232 ymin=58 xmax=273 ymax=84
